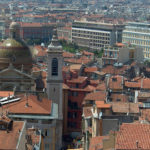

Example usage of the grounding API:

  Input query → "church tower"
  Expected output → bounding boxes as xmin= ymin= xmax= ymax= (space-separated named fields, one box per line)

xmin=47 ymin=27 xmax=63 ymax=119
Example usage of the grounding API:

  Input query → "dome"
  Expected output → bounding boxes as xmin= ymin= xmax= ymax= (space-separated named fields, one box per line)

xmin=0 ymin=38 xmax=32 ymax=65
xmin=0 ymin=22 xmax=33 ymax=72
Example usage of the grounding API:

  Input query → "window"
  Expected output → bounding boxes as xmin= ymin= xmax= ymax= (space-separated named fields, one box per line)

xmin=52 ymin=58 xmax=58 ymax=76
xmin=45 ymin=143 xmax=50 ymax=150
xmin=112 ymin=78 xmax=117 ymax=82
xmin=45 ymin=129 xmax=48 ymax=136
xmin=42 ymin=120 xmax=52 ymax=124
xmin=116 ymin=99 xmax=121 ymax=102
xmin=76 ymin=83 xmax=79 ymax=88
xmin=72 ymin=92 xmax=78 ymax=96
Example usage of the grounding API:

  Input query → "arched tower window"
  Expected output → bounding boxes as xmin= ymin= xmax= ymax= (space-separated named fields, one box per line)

xmin=52 ymin=58 xmax=58 ymax=76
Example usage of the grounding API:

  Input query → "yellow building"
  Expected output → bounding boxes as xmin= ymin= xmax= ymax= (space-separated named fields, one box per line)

xmin=123 ymin=22 xmax=150 ymax=59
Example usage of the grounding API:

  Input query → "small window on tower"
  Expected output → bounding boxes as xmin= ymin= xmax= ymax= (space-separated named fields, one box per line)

xmin=52 ymin=58 xmax=58 ymax=76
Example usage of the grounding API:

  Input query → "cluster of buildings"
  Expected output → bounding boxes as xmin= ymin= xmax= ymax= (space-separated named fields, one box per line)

xmin=1 ymin=0 xmax=150 ymax=150
xmin=0 ymin=22 xmax=63 ymax=150
xmin=0 ymin=0 xmax=150 ymax=60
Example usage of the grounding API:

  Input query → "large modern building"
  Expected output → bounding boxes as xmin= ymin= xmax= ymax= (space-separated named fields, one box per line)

xmin=122 ymin=22 xmax=150 ymax=59
xmin=72 ymin=20 xmax=124 ymax=51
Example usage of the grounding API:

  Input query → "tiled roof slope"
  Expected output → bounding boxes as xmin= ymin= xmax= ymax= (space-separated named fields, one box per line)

xmin=116 ymin=123 xmax=150 ymax=149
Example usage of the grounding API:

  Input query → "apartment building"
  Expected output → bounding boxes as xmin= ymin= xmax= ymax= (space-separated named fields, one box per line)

xmin=122 ymin=22 xmax=150 ymax=59
xmin=72 ymin=20 xmax=124 ymax=51
xmin=19 ymin=22 xmax=54 ymax=43
xmin=102 ymin=43 xmax=144 ymax=66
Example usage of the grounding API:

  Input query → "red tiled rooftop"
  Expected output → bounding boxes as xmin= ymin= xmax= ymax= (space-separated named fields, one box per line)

xmin=84 ymin=91 xmax=106 ymax=101
xmin=67 ymin=76 xmax=87 ymax=84
xmin=84 ymin=67 xmax=98 ymax=73
xmin=3 ymin=95 xmax=52 ymax=115
xmin=110 ymin=93 xmax=129 ymax=102
xmin=141 ymin=109 xmax=150 ymax=122
xmin=142 ymin=78 xmax=150 ymax=89
xmin=102 ymin=65 xmax=128 ymax=75
xmin=138 ymin=92 xmax=150 ymax=98
xmin=89 ymin=80 xmax=100 ymax=85
xmin=108 ymin=75 xmax=124 ymax=90
xmin=63 ymin=83 xmax=70 ymax=90
xmin=82 ymin=50 xmax=94 ymax=56
xmin=70 ymin=64 xmax=82 ymax=71
xmin=116 ymin=123 xmax=150 ymax=149
xmin=96 ymin=82 xmax=106 ymax=91
xmin=95 ymin=101 xmax=111 ymax=109
xmin=84 ymin=85 xmax=96 ymax=92
xmin=112 ymin=102 xmax=139 ymax=114
xmin=89 ymin=136 xmax=109 ymax=150
xmin=0 ymin=121 xmax=24 ymax=149
xmin=62 ymin=66 xmax=70 ymax=72
xmin=125 ymin=81 xmax=141 ymax=88
xmin=63 ymin=51 xmax=75 ymax=58
xmin=0 ymin=91 xmax=14 ymax=97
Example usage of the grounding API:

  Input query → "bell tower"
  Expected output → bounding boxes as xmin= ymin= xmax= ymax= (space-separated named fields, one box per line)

xmin=47 ymin=27 xmax=63 ymax=119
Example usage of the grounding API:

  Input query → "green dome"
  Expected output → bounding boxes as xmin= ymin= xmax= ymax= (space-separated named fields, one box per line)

xmin=0 ymin=38 xmax=33 ymax=64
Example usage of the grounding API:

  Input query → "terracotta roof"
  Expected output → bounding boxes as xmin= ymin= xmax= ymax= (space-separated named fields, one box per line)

xmin=84 ymin=91 xmax=106 ymax=101
xmin=89 ymin=136 xmax=109 ymax=150
xmin=93 ymin=71 xmax=105 ymax=76
xmin=138 ymin=92 xmax=150 ymax=98
xmin=141 ymin=109 xmax=150 ymax=122
xmin=70 ymin=64 xmax=82 ymax=71
xmin=84 ymin=85 xmax=96 ymax=92
xmin=110 ymin=93 xmax=129 ymax=102
xmin=37 ymin=50 xmax=47 ymax=57
xmin=108 ymin=75 xmax=124 ymax=90
xmin=96 ymin=82 xmax=106 ymax=91
xmin=34 ymin=45 xmax=47 ymax=52
xmin=63 ymin=83 xmax=70 ymax=90
xmin=19 ymin=22 xmax=55 ymax=27
xmin=0 ymin=91 xmax=14 ymax=97
xmin=142 ymin=78 xmax=150 ymax=89
xmin=67 ymin=76 xmax=87 ymax=84
xmin=0 ymin=121 xmax=24 ymax=149
xmin=84 ymin=67 xmax=97 ymax=73
xmin=82 ymin=50 xmax=94 ymax=56
xmin=89 ymin=80 xmax=100 ymax=85
xmin=83 ymin=107 xmax=92 ymax=118
xmin=116 ymin=123 xmax=150 ymax=149
xmin=95 ymin=101 xmax=111 ymax=109
xmin=3 ymin=95 xmax=52 ymax=115
xmin=63 ymin=51 xmax=75 ymax=58
xmin=62 ymin=66 xmax=70 ymax=72
xmin=101 ymin=65 xmax=128 ymax=75
xmin=125 ymin=81 xmax=141 ymax=88
xmin=64 ymin=56 xmax=92 ymax=65
xmin=32 ymin=66 xmax=41 ymax=72
xmin=112 ymin=102 xmax=139 ymax=114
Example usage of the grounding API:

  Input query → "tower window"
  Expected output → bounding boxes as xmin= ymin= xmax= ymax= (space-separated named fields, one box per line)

xmin=52 ymin=58 xmax=58 ymax=76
